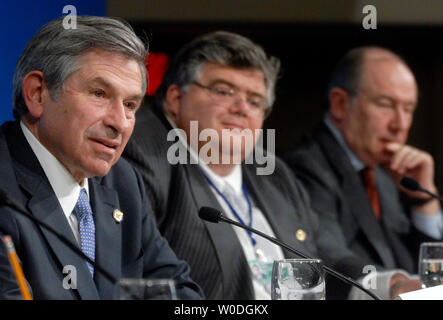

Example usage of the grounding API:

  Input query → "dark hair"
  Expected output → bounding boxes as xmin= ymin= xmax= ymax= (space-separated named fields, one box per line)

xmin=327 ymin=47 xmax=368 ymax=97
xmin=155 ymin=31 xmax=280 ymax=114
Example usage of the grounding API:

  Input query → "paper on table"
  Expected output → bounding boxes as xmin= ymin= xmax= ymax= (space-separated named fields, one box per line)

xmin=398 ymin=285 xmax=443 ymax=300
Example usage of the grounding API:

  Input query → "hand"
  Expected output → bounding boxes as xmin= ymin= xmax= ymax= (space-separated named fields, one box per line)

xmin=389 ymin=273 xmax=422 ymax=299
xmin=384 ymin=143 xmax=440 ymax=215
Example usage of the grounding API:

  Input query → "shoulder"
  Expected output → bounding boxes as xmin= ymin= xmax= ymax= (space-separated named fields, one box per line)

xmin=101 ymin=157 xmax=145 ymax=198
xmin=282 ymin=131 xmax=326 ymax=171
xmin=281 ymin=129 xmax=342 ymax=193
xmin=244 ymin=154 xmax=310 ymax=204
xmin=124 ymin=105 xmax=172 ymax=166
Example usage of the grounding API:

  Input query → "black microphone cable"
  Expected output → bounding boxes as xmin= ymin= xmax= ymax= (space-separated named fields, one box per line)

xmin=199 ymin=206 xmax=382 ymax=300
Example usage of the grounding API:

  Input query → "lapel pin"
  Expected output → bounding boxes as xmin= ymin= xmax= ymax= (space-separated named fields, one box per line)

xmin=113 ymin=209 xmax=124 ymax=223
xmin=296 ymin=229 xmax=306 ymax=242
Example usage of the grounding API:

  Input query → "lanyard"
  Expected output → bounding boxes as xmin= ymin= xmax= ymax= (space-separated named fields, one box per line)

xmin=202 ymin=173 xmax=256 ymax=246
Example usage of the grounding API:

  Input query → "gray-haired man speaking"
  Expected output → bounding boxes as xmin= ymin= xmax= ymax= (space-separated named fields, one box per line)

xmin=0 ymin=16 xmax=203 ymax=300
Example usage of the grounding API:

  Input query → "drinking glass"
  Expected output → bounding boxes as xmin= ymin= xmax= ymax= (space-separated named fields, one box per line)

xmin=271 ymin=259 xmax=325 ymax=300
xmin=419 ymin=242 xmax=443 ymax=288
xmin=118 ymin=278 xmax=177 ymax=300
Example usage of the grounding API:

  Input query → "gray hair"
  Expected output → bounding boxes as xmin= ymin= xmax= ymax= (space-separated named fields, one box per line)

xmin=13 ymin=15 xmax=148 ymax=119
xmin=155 ymin=31 xmax=280 ymax=116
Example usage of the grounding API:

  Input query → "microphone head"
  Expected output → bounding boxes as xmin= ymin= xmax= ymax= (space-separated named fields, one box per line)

xmin=198 ymin=207 xmax=222 ymax=223
xmin=400 ymin=176 xmax=421 ymax=191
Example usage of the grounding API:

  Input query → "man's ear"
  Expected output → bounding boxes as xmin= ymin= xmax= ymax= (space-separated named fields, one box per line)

xmin=163 ymin=84 xmax=182 ymax=123
xmin=21 ymin=71 xmax=47 ymax=119
xmin=329 ymin=87 xmax=352 ymax=122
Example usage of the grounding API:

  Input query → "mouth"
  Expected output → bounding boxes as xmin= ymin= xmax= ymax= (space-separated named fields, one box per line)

xmin=222 ymin=122 xmax=246 ymax=131
xmin=89 ymin=138 xmax=120 ymax=152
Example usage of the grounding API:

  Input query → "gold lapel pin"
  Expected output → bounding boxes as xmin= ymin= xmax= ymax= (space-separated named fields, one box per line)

xmin=113 ymin=209 xmax=124 ymax=223
xmin=296 ymin=229 xmax=306 ymax=242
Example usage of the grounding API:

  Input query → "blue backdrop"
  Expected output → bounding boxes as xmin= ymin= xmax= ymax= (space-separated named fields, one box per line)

xmin=0 ymin=0 xmax=105 ymax=123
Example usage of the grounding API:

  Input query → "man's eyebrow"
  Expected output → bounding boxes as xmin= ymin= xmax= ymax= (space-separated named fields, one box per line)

xmin=209 ymin=79 xmax=266 ymax=99
xmin=87 ymin=77 xmax=144 ymax=100
xmin=87 ymin=76 xmax=112 ymax=88
xmin=129 ymin=94 xmax=145 ymax=102
xmin=376 ymin=94 xmax=417 ymax=106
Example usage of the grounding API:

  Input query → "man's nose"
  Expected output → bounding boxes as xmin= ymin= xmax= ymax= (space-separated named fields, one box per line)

xmin=390 ymin=107 xmax=411 ymax=132
xmin=104 ymin=101 xmax=131 ymax=134
xmin=230 ymin=94 xmax=250 ymax=115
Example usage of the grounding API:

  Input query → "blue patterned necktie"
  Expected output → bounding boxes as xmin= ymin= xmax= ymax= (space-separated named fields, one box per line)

xmin=74 ymin=188 xmax=95 ymax=277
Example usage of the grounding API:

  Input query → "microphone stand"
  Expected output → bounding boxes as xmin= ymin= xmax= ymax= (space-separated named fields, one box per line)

xmin=217 ymin=214 xmax=382 ymax=300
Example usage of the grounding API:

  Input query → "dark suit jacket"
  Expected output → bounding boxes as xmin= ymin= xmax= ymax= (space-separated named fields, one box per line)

xmin=123 ymin=103 xmax=320 ymax=299
xmin=0 ymin=121 xmax=203 ymax=300
xmin=283 ymin=122 xmax=436 ymax=298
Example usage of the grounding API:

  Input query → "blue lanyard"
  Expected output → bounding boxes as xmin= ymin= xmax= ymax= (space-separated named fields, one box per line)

xmin=202 ymin=173 xmax=256 ymax=246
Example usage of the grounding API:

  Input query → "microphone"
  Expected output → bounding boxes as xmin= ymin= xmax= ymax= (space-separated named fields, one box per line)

xmin=199 ymin=206 xmax=382 ymax=300
xmin=0 ymin=188 xmax=117 ymax=285
xmin=400 ymin=176 xmax=443 ymax=202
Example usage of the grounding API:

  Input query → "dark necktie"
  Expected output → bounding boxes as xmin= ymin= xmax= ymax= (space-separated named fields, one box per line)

xmin=74 ymin=188 xmax=95 ymax=277
xmin=361 ymin=167 xmax=381 ymax=219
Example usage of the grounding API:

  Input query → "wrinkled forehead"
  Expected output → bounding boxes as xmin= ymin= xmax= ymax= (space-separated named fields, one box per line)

xmin=76 ymin=49 xmax=146 ymax=90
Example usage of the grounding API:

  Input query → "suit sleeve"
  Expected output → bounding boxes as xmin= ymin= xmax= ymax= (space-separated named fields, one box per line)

xmin=133 ymin=167 xmax=204 ymax=299
xmin=283 ymin=152 xmax=379 ymax=299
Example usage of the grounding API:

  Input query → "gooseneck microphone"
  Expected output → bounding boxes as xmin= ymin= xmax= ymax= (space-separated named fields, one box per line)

xmin=400 ymin=176 xmax=443 ymax=202
xmin=199 ymin=206 xmax=382 ymax=300
xmin=0 ymin=188 xmax=117 ymax=285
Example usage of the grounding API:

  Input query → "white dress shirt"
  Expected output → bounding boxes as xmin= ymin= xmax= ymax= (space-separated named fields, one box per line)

xmin=166 ymin=116 xmax=284 ymax=299
xmin=20 ymin=121 xmax=89 ymax=245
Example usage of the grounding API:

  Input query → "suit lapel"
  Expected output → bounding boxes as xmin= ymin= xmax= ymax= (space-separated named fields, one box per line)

xmin=88 ymin=178 xmax=121 ymax=299
xmin=17 ymin=169 xmax=100 ymax=299
xmin=6 ymin=122 xmax=100 ymax=299
xmin=242 ymin=165 xmax=310 ymax=257
xmin=183 ymin=163 xmax=252 ymax=297
xmin=315 ymin=124 xmax=396 ymax=268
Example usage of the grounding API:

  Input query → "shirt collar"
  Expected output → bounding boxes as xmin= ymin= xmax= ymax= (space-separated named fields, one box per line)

xmin=20 ymin=121 xmax=89 ymax=219
xmin=323 ymin=115 xmax=365 ymax=172
xmin=165 ymin=114 xmax=243 ymax=195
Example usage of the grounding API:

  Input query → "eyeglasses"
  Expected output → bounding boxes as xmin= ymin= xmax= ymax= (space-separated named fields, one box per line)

xmin=191 ymin=81 xmax=268 ymax=117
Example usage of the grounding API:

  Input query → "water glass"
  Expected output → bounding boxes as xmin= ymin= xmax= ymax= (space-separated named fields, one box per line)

xmin=419 ymin=242 xmax=443 ymax=288
xmin=271 ymin=259 xmax=325 ymax=300
xmin=118 ymin=278 xmax=177 ymax=300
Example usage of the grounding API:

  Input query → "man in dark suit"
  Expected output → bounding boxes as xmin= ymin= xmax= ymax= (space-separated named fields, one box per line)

xmin=123 ymin=31 xmax=323 ymax=299
xmin=0 ymin=16 xmax=203 ymax=300
xmin=283 ymin=46 xmax=442 ymax=299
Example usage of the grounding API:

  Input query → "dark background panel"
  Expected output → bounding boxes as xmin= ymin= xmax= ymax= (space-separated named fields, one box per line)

xmin=130 ymin=21 xmax=443 ymax=191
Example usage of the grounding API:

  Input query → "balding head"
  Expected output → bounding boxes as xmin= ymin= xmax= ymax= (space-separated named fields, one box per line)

xmin=328 ymin=46 xmax=415 ymax=98
xmin=359 ymin=48 xmax=416 ymax=95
